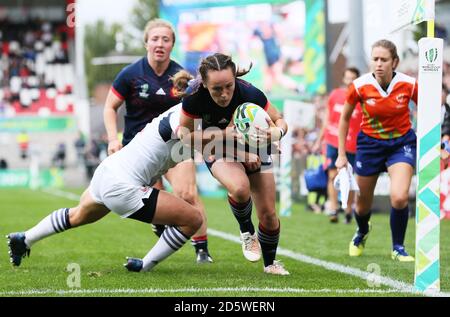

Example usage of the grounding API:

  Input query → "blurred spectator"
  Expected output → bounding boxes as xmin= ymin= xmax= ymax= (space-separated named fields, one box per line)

xmin=16 ymin=130 xmax=29 ymax=159
xmin=291 ymin=127 xmax=310 ymax=200
xmin=313 ymin=67 xmax=362 ymax=223
xmin=442 ymin=84 xmax=450 ymax=141
xmin=0 ymin=158 xmax=8 ymax=169
xmin=74 ymin=132 xmax=86 ymax=166
xmin=52 ymin=142 xmax=66 ymax=169
xmin=84 ymin=139 xmax=101 ymax=180
xmin=98 ymin=133 xmax=109 ymax=162
xmin=436 ymin=24 xmax=448 ymax=42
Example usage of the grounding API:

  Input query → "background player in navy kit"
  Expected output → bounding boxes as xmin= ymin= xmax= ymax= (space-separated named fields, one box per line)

xmin=174 ymin=53 xmax=290 ymax=275
xmin=103 ymin=19 xmax=211 ymax=264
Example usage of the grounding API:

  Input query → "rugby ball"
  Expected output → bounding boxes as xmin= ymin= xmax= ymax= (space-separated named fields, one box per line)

xmin=233 ymin=102 xmax=270 ymax=148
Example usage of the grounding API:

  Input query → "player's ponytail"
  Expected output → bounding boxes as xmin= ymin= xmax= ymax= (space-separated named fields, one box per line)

xmin=199 ymin=53 xmax=252 ymax=82
xmin=236 ymin=62 xmax=252 ymax=78
xmin=171 ymin=70 xmax=200 ymax=98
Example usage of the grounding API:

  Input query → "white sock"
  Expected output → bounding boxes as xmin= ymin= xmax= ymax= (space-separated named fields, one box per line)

xmin=25 ymin=208 xmax=72 ymax=247
xmin=142 ymin=226 xmax=189 ymax=272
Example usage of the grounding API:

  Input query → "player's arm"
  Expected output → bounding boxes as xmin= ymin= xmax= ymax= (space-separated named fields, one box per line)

xmin=254 ymin=104 xmax=287 ymax=144
xmin=266 ymin=104 xmax=288 ymax=141
xmin=336 ymin=101 xmax=356 ymax=169
xmin=179 ymin=112 xmax=236 ymax=156
xmin=178 ymin=111 xmax=216 ymax=152
xmin=104 ymin=89 xmax=124 ymax=155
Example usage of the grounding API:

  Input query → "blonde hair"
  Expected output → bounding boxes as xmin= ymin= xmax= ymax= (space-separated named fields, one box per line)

xmin=143 ymin=19 xmax=176 ymax=44
xmin=171 ymin=70 xmax=194 ymax=98
xmin=172 ymin=53 xmax=252 ymax=98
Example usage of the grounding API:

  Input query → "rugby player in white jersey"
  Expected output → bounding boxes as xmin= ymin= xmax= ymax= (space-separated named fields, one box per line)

xmin=6 ymin=104 xmax=203 ymax=272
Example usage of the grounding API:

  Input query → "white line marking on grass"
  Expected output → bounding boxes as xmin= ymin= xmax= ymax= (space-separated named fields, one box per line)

xmin=0 ymin=287 xmax=434 ymax=296
xmin=207 ymin=229 xmax=449 ymax=298
xmin=42 ymin=188 xmax=81 ymax=201
xmin=38 ymin=189 xmax=450 ymax=298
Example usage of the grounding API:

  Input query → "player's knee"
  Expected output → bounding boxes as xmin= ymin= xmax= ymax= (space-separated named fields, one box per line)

xmin=68 ymin=206 xmax=85 ymax=227
xmin=176 ymin=189 xmax=197 ymax=206
xmin=189 ymin=208 xmax=203 ymax=232
xmin=390 ymin=193 xmax=408 ymax=209
xmin=356 ymin=195 xmax=372 ymax=211
xmin=259 ymin=210 xmax=278 ymax=229
xmin=228 ymin=183 xmax=250 ymax=202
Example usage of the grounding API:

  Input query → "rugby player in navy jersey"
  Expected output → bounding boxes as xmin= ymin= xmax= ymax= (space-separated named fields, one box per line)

xmin=103 ymin=19 xmax=211 ymax=264
xmin=174 ymin=53 xmax=290 ymax=275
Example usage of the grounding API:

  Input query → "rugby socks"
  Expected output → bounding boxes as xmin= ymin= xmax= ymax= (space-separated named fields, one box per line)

xmin=191 ymin=235 xmax=208 ymax=254
xmin=390 ymin=206 xmax=409 ymax=248
xmin=258 ymin=222 xmax=280 ymax=267
xmin=25 ymin=208 xmax=72 ymax=247
xmin=228 ymin=196 xmax=255 ymax=235
xmin=355 ymin=211 xmax=371 ymax=235
xmin=142 ymin=226 xmax=189 ymax=272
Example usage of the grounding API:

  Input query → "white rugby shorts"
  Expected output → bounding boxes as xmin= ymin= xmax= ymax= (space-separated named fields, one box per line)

xmin=89 ymin=163 xmax=155 ymax=218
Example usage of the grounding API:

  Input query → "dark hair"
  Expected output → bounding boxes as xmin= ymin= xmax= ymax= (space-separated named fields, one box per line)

xmin=172 ymin=53 xmax=252 ymax=98
xmin=371 ymin=39 xmax=399 ymax=61
xmin=443 ymin=84 xmax=449 ymax=94
xmin=345 ymin=67 xmax=360 ymax=78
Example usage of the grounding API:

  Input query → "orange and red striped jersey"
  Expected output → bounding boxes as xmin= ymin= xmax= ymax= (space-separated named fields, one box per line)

xmin=346 ymin=72 xmax=418 ymax=140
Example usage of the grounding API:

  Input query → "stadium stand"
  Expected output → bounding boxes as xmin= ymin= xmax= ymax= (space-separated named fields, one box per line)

xmin=0 ymin=19 xmax=74 ymax=116
xmin=0 ymin=3 xmax=81 ymax=186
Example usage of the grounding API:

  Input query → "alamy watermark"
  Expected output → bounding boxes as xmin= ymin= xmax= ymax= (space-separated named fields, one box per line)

xmin=66 ymin=263 xmax=81 ymax=288
xmin=170 ymin=120 xmax=282 ymax=173
xmin=366 ymin=263 xmax=381 ymax=288
xmin=66 ymin=3 xmax=76 ymax=28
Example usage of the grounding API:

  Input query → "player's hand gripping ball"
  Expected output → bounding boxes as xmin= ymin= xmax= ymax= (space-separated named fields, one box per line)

xmin=233 ymin=102 xmax=271 ymax=148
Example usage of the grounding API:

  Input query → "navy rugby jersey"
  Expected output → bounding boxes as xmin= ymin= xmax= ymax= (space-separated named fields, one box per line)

xmin=181 ymin=79 xmax=270 ymax=130
xmin=111 ymin=57 xmax=183 ymax=145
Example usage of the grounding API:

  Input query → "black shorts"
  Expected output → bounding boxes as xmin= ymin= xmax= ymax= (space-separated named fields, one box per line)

xmin=204 ymin=156 xmax=273 ymax=176
xmin=127 ymin=188 xmax=160 ymax=224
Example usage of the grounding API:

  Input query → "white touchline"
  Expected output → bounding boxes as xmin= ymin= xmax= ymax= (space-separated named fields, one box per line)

xmin=0 ymin=288 xmax=431 ymax=296
xmin=207 ymin=229 xmax=448 ymax=298
xmin=42 ymin=188 xmax=81 ymax=201
xmin=39 ymin=189 xmax=450 ymax=298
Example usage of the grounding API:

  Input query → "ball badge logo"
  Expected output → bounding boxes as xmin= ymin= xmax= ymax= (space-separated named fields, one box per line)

xmin=425 ymin=48 xmax=438 ymax=64
xmin=234 ymin=104 xmax=253 ymax=134
xmin=233 ymin=103 xmax=269 ymax=147
xmin=139 ymin=83 xmax=150 ymax=98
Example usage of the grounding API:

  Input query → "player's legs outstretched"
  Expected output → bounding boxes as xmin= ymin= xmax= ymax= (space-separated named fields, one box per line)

xmin=165 ymin=160 xmax=212 ymax=264
xmin=249 ymin=169 xmax=289 ymax=275
xmin=7 ymin=188 xmax=110 ymax=266
xmin=150 ymin=178 xmax=166 ymax=237
xmin=124 ymin=190 xmax=203 ymax=272
xmin=210 ymin=160 xmax=261 ymax=262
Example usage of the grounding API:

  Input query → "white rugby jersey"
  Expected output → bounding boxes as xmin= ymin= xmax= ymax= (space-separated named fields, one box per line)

xmin=101 ymin=103 xmax=189 ymax=186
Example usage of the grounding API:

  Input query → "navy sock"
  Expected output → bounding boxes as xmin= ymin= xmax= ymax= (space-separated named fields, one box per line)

xmin=258 ymin=222 xmax=280 ymax=267
xmin=228 ymin=196 xmax=255 ymax=235
xmin=191 ymin=235 xmax=208 ymax=253
xmin=354 ymin=211 xmax=371 ymax=235
xmin=390 ymin=206 xmax=409 ymax=248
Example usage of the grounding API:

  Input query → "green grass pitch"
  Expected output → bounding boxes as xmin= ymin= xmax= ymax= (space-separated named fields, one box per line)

xmin=0 ymin=188 xmax=448 ymax=297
